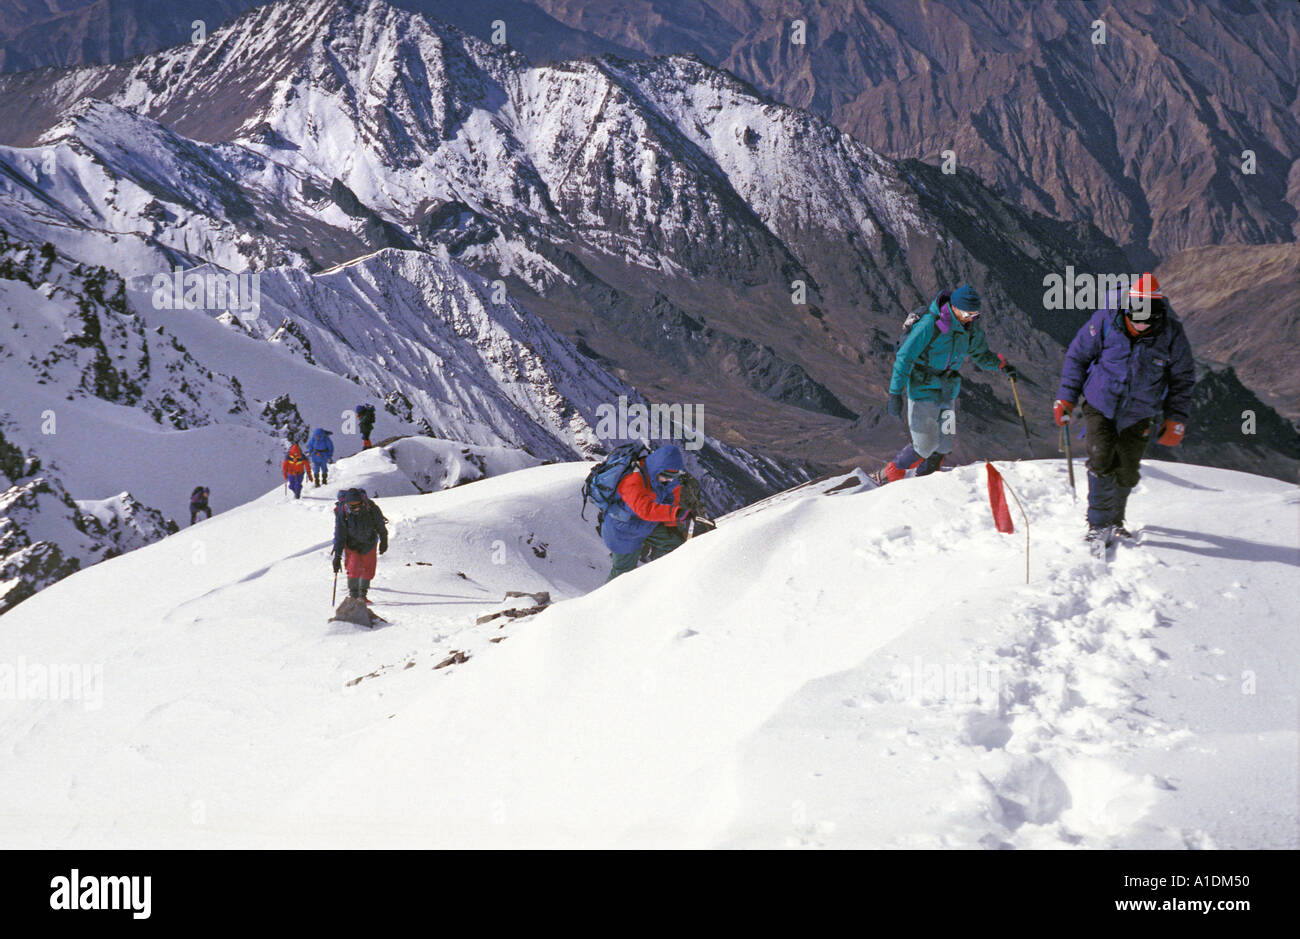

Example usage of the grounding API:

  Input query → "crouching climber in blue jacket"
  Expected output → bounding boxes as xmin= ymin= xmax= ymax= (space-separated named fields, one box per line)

xmin=601 ymin=444 xmax=690 ymax=581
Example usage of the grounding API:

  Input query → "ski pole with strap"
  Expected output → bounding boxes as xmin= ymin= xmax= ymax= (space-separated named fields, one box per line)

xmin=1062 ymin=419 xmax=1077 ymax=502
xmin=332 ymin=571 xmax=338 ymax=606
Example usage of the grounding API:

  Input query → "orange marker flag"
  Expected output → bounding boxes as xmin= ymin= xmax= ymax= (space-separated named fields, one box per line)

xmin=986 ymin=462 xmax=1015 ymax=534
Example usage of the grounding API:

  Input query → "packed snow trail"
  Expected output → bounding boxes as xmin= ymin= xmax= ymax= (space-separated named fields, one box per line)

xmin=0 ymin=459 xmax=1294 ymax=848
xmin=720 ymin=463 xmax=1298 ymax=848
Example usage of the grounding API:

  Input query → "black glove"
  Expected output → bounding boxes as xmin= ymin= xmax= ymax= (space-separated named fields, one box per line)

xmin=887 ymin=393 xmax=905 ymax=421
xmin=676 ymin=505 xmax=693 ymax=525
xmin=379 ymin=543 xmax=387 ymax=555
xmin=332 ymin=555 xmax=341 ymax=573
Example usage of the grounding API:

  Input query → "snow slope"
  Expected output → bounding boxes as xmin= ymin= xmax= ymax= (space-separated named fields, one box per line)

xmin=1 ymin=458 xmax=1294 ymax=848
xmin=0 ymin=226 xmax=804 ymax=611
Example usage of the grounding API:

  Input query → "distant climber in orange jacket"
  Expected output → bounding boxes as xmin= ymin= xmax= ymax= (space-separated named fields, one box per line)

xmin=282 ymin=443 xmax=310 ymax=499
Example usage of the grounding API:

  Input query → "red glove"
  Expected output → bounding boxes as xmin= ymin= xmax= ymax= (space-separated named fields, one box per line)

xmin=1053 ymin=400 xmax=1074 ymax=426
xmin=1158 ymin=419 xmax=1185 ymax=446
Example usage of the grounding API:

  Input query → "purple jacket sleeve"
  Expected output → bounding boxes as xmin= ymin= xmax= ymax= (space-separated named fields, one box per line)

xmin=1162 ymin=320 xmax=1197 ymax=423
xmin=1057 ymin=311 xmax=1104 ymax=404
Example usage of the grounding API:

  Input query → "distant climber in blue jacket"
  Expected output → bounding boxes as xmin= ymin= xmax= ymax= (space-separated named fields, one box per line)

xmin=873 ymin=284 xmax=1018 ymax=484
xmin=1054 ymin=273 xmax=1196 ymax=542
xmin=304 ymin=427 xmax=334 ymax=486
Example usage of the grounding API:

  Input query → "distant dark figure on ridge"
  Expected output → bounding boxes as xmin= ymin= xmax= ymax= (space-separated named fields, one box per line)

xmin=189 ymin=486 xmax=212 ymax=525
xmin=356 ymin=403 xmax=376 ymax=449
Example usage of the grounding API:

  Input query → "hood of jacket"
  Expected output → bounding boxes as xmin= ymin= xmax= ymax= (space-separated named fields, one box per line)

xmin=644 ymin=444 xmax=684 ymax=478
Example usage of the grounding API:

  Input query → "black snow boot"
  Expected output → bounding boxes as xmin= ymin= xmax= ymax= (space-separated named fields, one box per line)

xmin=914 ymin=451 xmax=945 ymax=477
xmin=1085 ymin=471 xmax=1121 ymax=529
xmin=1114 ymin=485 xmax=1134 ymax=538
xmin=347 ymin=577 xmax=361 ymax=599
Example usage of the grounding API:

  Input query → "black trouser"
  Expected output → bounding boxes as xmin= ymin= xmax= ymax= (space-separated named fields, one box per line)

xmin=1082 ymin=402 xmax=1150 ymax=527
xmin=190 ymin=505 xmax=212 ymax=525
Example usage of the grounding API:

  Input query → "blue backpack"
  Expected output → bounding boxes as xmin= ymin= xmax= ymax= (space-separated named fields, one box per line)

xmin=581 ymin=443 xmax=649 ymax=525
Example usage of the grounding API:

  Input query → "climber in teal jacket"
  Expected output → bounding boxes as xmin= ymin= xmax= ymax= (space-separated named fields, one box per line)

xmin=873 ymin=284 xmax=1018 ymax=483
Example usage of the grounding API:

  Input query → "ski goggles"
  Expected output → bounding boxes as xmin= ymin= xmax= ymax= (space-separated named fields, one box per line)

xmin=1125 ymin=296 xmax=1166 ymax=322
xmin=657 ymin=469 xmax=682 ymax=483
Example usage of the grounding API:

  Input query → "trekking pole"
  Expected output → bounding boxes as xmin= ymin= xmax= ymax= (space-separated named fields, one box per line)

xmin=1008 ymin=375 xmax=1034 ymax=459
xmin=1061 ymin=420 xmax=1077 ymax=502
xmin=332 ymin=571 xmax=338 ymax=606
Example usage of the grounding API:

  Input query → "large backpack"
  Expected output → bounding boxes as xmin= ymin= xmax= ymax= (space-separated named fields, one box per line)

xmin=898 ymin=304 xmax=940 ymax=354
xmin=580 ymin=443 xmax=649 ymax=526
xmin=356 ymin=404 xmax=375 ymax=420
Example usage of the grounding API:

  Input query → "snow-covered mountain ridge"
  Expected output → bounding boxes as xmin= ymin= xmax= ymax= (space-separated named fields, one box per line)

xmin=0 ymin=225 xmax=805 ymax=610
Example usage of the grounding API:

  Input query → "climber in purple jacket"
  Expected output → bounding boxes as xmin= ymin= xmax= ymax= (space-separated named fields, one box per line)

xmin=1054 ymin=273 xmax=1196 ymax=541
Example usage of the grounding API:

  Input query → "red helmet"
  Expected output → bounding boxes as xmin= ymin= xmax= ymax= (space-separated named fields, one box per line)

xmin=1128 ymin=272 xmax=1163 ymax=301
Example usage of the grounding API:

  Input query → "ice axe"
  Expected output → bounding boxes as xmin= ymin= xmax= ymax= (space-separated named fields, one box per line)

xmin=1060 ymin=418 xmax=1077 ymax=502
xmin=1008 ymin=375 xmax=1034 ymax=459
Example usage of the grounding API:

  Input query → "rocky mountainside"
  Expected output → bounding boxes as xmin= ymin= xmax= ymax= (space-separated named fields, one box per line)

xmin=0 ymin=417 xmax=176 ymax=614
xmin=1156 ymin=243 xmax=1300 ymax=426
xmin=0 ymin=229 xmax=195 ymax=611
xmin=0 ymin=1 xmax=258 ymax=72
xmin=0 ymin=0 xmax=638 ymax=72
xmin=5 ymin=0 xmax=1295 ymax=266
xmin=526 ymin=0 xmax=1300 ymax=265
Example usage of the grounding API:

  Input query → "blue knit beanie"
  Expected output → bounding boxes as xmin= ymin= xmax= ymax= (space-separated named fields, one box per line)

xmin=950 ymin=284 xmax=981 ymax=312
